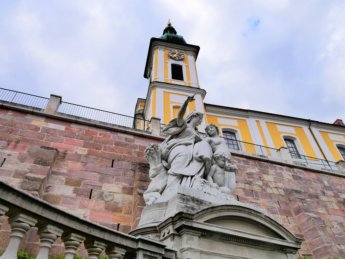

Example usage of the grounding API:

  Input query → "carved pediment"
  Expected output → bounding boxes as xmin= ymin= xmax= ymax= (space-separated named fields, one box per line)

xmin=192 ymin=205 xmax=302 ymax=246
xmin=133 ymin=204 xmax=303 ymax=259
xmin=205 ymin=216 xmax=281 ymax=239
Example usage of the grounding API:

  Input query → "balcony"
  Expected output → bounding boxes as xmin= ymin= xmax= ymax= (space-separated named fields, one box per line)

xmin=0 ymin=181 xmax=175 ymax=259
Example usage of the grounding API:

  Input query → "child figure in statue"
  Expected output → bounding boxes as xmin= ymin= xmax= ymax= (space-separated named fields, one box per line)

xmin=205 ymin=123 xmax=237 ymax=194
xmin=207 ymin=154 xmax=237 ymax=194
xmin=207 ymin=154 xmax=227 ymax=188
xmin=205 ymin=124 xmax=230 ymax=158
xmin=225 ymin=158 xmax=237 ymax=194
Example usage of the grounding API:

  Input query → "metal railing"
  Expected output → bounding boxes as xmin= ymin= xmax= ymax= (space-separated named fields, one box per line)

xmin=289 ymin=152 xmax=339 ymax=172
xmin=57 ymin=101 xmax=150 ymax=131
xmin=0 ymin=87 xmax=150 ymax=131
xmin=226 ymin=139 xmax=340 ymax=172
xmin=0 ymin=87 xmax=49 ymax=110
xmin=225 ymin=138 xmax=281 ymax=158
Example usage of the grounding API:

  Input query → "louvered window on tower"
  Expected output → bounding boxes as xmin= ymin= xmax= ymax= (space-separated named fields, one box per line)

xmin=171 ymin=64 xmax=184 ymax=80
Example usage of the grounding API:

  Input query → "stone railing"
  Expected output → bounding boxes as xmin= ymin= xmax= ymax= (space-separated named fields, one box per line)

xmin=0 ymin=181 xmax=176 ymax=259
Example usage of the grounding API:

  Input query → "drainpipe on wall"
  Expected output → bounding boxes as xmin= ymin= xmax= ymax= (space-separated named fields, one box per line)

xmin=308 ymin=120 xmax=327 ymax=160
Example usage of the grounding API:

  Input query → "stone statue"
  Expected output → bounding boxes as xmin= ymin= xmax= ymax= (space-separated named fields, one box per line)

xmin=143 ymin=95 xmax=237 ymax=205
xmin=143 ymin=144 xmax=167 ymax=205
xmin=204 ymin=123 xmax=237 ymax=193
xmin=204 ymin=124 xmax=230 ymax=158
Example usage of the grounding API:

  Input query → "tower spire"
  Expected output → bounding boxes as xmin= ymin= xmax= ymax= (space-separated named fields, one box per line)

xmin=160 ymin=20 xmax=186 ymax=44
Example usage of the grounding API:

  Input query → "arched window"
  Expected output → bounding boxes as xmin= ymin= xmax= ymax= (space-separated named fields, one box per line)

xmin=337 ymin=145 xmax=345 ymax=160
xmin=284 ymin=137 xmax=301 ymax=159
xmin=222 ymin=130 xmax=240 ymax=151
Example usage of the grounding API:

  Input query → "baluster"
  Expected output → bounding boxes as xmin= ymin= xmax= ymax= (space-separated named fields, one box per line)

xmin=36 ymin=224 xmax=63 ymax=259
xmin=85 ymin=240 xmax=107 ymax=259
xmin=0 ymin=213 xmax=37 ymax=259
xmin=106 ymin=246 xmax=127 ymax=259
xmin=62 ymin=233 xmax=85 ymax=259
xmin=0 ymin=204 xmax=9 ymax=216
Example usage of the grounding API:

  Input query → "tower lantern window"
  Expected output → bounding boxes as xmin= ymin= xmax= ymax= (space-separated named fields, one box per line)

xmin=171 ymin=64 xmax=184 ymax=81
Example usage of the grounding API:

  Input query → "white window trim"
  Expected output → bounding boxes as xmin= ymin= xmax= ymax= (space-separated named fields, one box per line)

xmin=221 ymin=128 xmax=243 ymax=151
xmin=168 ymin=60 xmax=186 ymax=82
xmin=282 ymin=135 xmax=305 ymax=159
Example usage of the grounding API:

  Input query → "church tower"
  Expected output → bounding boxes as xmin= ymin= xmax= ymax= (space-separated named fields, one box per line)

xmin=136 ymin=21 xmax=207 ymax=130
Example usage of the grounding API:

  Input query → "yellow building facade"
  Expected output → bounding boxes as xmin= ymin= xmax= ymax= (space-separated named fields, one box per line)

xmin=135 ymin=22 xmax=345 ymax=165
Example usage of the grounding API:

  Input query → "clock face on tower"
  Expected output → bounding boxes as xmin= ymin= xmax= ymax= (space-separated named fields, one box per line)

xmin=168 ymin=49 xmax=185 ymax=61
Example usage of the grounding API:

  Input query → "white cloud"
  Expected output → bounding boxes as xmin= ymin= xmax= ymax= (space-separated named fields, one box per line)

xmin=0 ymin=0 xmax=344 ymax=122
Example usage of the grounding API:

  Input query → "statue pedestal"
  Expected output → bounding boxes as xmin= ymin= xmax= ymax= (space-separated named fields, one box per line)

xmin=138 ymin=181 xmax=263 ymax=227
xmin=133 ymin=185 xmax=302 ymax=259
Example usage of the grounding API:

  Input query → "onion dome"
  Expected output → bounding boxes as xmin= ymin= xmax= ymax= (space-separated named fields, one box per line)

xmin=160 ymin=20 xmax=187 ymax=44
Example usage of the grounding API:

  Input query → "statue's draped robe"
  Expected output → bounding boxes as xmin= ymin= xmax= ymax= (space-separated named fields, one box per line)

xmin=160 ymin=124 xmax=213 ymax=191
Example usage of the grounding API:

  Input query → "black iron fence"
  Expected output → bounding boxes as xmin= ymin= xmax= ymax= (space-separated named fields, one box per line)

xmin=224 ymin=138 xmax=280 ymax=158
xmin=226 ymin=139 xmax=340 ymax=172
xmin=0 ymin=87 xmax=49 ymax=110
xmin=0 ymin=87 xmax=149 ymax=131
xmin=57 ymin=101 xmax=150 ymax=130
xmin=289 ymin=152 xmax=339 ymax=172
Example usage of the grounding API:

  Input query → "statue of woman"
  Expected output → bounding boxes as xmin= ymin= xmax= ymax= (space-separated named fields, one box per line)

xmin=159 ymin=95 xmax=213 ymax=194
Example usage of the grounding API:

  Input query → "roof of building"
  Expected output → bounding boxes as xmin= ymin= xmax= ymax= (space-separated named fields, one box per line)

xmin=205 ymin=102 xmax=345 ymax=129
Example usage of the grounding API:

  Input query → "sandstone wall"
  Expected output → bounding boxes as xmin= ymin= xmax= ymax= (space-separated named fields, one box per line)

xmin=0 ymin=107 xmax=344 ymax=258
xmin=0 ymin=108 xmax=158 ymax=233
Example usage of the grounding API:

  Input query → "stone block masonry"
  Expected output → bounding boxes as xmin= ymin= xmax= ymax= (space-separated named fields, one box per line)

xmin=0 ymin=109 xmax=157 ymax=236
xmin=233 ymin=155 xmax=345 ymax=257
xmin=0 ymin=107 xmax=345 ymax=257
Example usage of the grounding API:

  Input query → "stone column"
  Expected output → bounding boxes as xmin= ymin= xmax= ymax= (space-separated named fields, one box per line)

xmin=0 ymin=213 xmax=37 ymax=259
xmin=62 ymin=233 xmax=85 ymax=259
xmin=85 ymin=240 xmax=107 ymax=259
xmin=36 ymin=224 xmax=63 ymax=259
xmin=0 ymin=204 xmax=9 ymax=216
xmin=150 ymin=117 xmax=162 ymax=137
xmin=106 ymin=246 xmax=127 ymax=259
xmin=44 ymin=94 xmax=62 ymax=114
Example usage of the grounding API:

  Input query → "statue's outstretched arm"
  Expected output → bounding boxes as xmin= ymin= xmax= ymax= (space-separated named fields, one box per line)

xmin=177 ymin=94 xmax=195 ymax=126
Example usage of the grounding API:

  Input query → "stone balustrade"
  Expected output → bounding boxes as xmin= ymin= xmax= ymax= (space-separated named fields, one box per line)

xmin=0 ymin=181 xmax=176 ymax=259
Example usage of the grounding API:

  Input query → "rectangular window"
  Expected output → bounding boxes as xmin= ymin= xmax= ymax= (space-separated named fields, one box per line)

xmin=284 ymin=139 xmax=300 ymax=159
xmin=338 ymin=146 xmax=345 ymax=160
xmin=223 ymin=131 xmax=240 ymax=151
xmin=171 ymin=64 xmax=184 ymax=81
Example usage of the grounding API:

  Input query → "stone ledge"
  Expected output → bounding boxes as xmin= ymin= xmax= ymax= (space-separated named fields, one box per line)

xmin=0 ymin=102 xmax=163 ymax=141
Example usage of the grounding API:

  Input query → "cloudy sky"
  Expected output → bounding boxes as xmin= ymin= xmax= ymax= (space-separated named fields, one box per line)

xmin=1 ymin=0 xmax=345 ymax=123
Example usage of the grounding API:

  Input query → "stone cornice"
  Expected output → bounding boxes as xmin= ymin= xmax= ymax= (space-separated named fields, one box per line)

xmin=143 ymin=81 xmax=207 ymax=119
